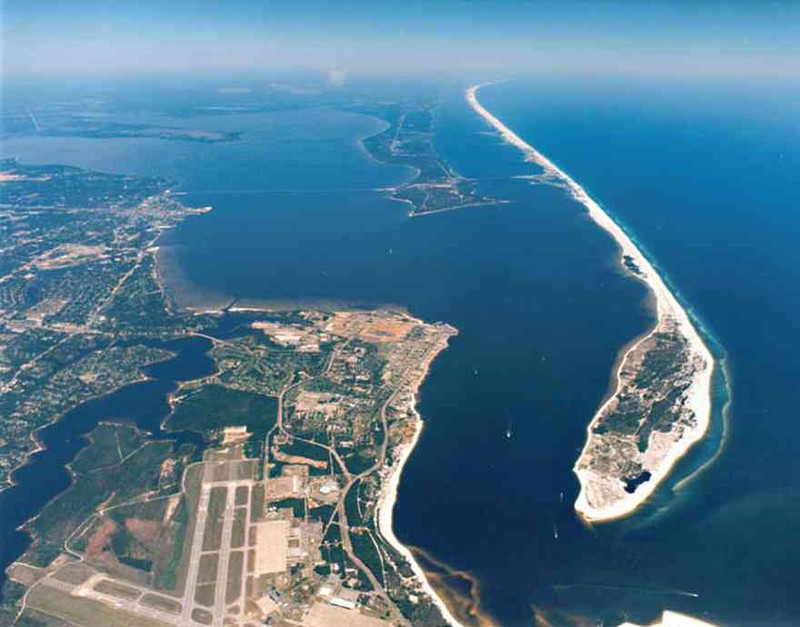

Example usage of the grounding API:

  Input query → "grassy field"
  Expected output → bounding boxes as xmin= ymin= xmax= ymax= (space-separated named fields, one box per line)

xmin=194 ymin=582 xmax=215 ymax=607
xmin=234 ymin=485 xmax=249 ymax=506
xmin=231 ymin=507 xmax=247 ymax=549
xmin=169 ymin=462 xmax=203 ymax=595
xmin=141 ymin=593 xmax=182 ymax=614
xmin=225 ymin=550 xmax=244 ymax=605
xmin=25 ymin=585 xmax=170 ymax=627
xmin=100 ymin=494 xmax=188 ymax=589
xmin=154 ymin=495 xmax=188 ymax=592
xmin=192 ymin=607 xmax=213 ymax=625
xmin=94 ymin=578 xmax=141 ymax=601
xmin=197 ymin=554 xmax=219 ymax=585
xmin=250 ymin=482 xmax=265 ymax=522
xmin=201 ymin=486 xmax=227 ymax=552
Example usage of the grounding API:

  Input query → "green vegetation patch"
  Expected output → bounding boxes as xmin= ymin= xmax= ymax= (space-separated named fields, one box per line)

xmin=270 ymin=497 xmax=306 ymax=519
xmin=24 ymin=423 xmax=175 ymax=567
xmin=100 ymin=495 xmax=187 ymax=584
xmin=593 ymin=330 xmax=694 ymax=452
xmin=166 ymin=384 xmax=277 ymax=438
xmin=94 ymin=579 xmax=141 ymax=601
xmin=351 ymin=530 xmax=385 ymax=588
xmin=141 ymin=593 xmax=181 ymax=615
xmin=100 ymin=256 xmax=179 ymax=336
xmin=210 ymin=335 xmax=329 ymax=397
xmin=170 ymin=463 xmax=203 ymax=595
xmin=71 ymin=422 xmax=146 ymax=475
xmin=194 ymin=582 xmax=215 ymax=608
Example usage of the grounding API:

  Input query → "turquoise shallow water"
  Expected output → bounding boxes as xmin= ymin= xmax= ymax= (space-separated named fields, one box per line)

xmin=2 ymin=76 xmax=799 ymax=626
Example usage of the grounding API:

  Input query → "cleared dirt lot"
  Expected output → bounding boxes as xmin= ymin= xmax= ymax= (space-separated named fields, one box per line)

xmin=303 ymin=602 xmax=388 ymax=627
xmin=254 ymin=519 xmax=289 ymax=574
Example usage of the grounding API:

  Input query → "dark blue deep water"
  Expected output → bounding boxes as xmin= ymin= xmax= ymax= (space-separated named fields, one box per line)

xmin=3 ymin=75 xmax=799 ymax=626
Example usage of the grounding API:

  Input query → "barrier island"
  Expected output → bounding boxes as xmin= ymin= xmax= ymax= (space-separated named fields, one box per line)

xmin=467 ymin=84 xmax=714 ymax=522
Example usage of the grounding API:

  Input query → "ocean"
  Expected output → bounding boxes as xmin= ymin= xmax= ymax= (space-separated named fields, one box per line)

xmin=2 ymin=74 xmax=799 ymax=626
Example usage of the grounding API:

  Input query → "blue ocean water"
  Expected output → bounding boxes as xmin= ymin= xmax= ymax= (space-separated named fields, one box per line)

xmin=472 ymin=78 xmax=800 ymax=626
xmin=2 ymin=75 xmax=799 ymax=626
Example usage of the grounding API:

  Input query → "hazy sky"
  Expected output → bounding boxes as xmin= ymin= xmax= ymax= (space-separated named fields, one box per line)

xmin=3 ymin=1 xmax=799 ymax=79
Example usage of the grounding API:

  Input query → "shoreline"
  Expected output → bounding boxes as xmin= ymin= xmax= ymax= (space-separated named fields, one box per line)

xmin=466 ymin=84 xmax=715 ymax=523
xmin=0 ymin=371 xmax=156 ymax=497
xmin=374 ymin=328 xmax=467 ymax=627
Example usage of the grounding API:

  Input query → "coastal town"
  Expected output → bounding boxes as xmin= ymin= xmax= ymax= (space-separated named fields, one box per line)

xmin=0 ymin=160 xmax=460 ymax=626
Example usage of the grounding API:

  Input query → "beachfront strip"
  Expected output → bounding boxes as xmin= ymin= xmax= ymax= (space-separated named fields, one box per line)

xmin=466 ymin=84 xmax=714 ymax=522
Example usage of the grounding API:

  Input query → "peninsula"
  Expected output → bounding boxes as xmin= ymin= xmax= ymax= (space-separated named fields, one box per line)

xmin=0 ymin=159 xmax=463 ymax=626
xmin=354 ymin=100 xmax=500 ymax=216
xmin=466 ymin=84 xmax=714 ymax=522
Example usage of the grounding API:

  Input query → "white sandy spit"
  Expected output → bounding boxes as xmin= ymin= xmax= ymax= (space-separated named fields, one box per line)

xmin=466 ymin=84 xmax=714 ymax=522
xmin=618 ymin=610 xmax=720 ymax=627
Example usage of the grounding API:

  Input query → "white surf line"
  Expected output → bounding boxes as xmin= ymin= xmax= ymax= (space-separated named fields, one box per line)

xmin=27 ymin=108 xmax=41 ymax=132
xmin=376 ymin=422 xmax=468 ymax=627
xmin=375 ymin=337 xmax=466 ymax=627
xmin=466 ymin=83 xmax=714 ymax=522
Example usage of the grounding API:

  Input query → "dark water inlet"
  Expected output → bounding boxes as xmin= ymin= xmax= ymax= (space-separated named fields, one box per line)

xmin=0 ymin=335 xmax=215 ymax=591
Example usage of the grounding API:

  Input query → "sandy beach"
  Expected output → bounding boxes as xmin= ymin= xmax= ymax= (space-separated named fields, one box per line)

xmin=466 ymin=84 xmax=714 ymax=523
xmin=376 ymin=421 xmax=467 ymax=627
xmin=373 ymin=330 xmax=466 ymax=627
